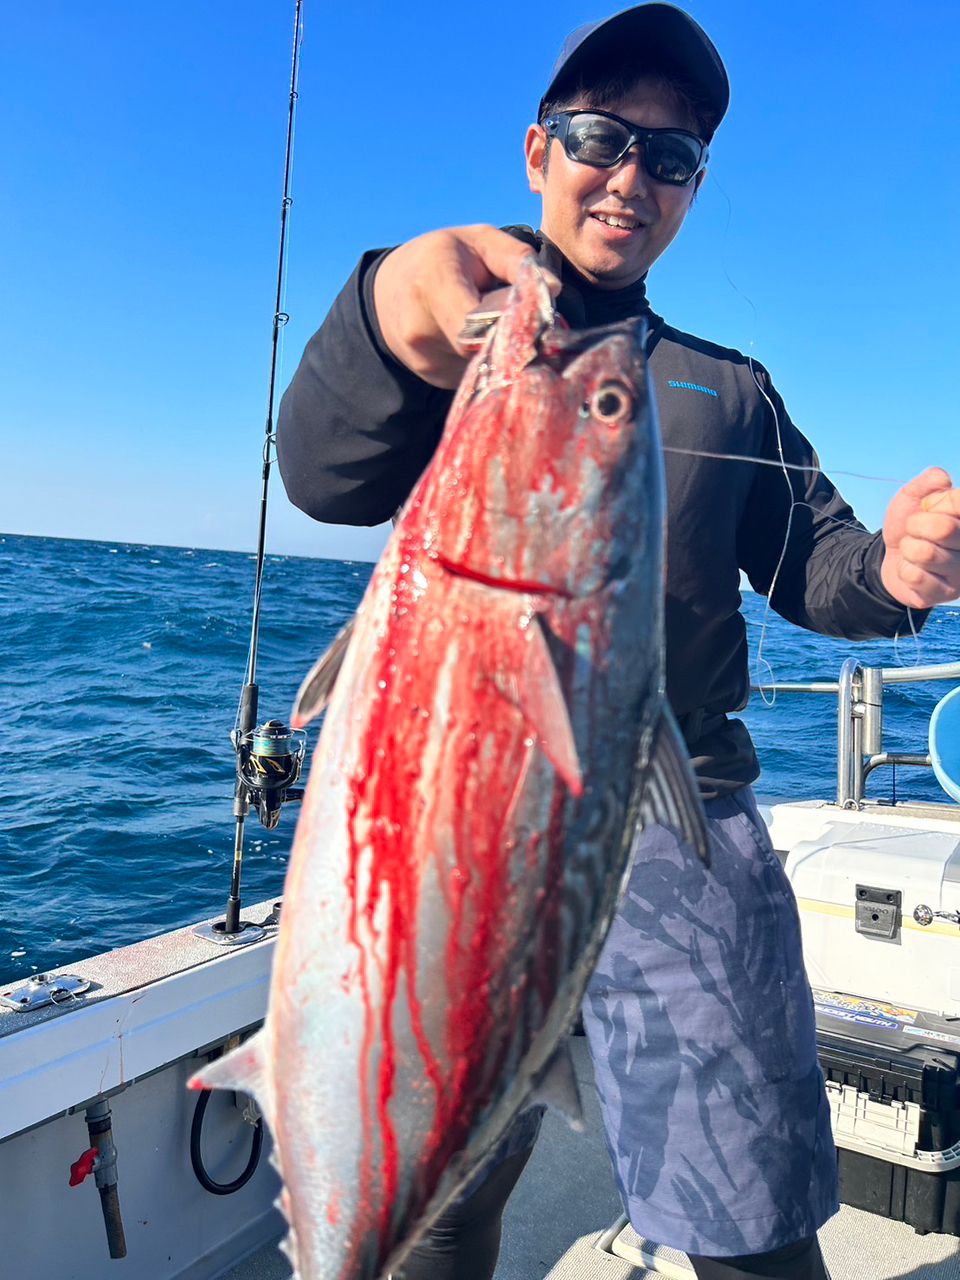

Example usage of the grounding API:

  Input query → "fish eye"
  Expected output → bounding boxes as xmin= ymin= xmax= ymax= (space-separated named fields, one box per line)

xmin=589 ymin=382 xmax=632 ymax=423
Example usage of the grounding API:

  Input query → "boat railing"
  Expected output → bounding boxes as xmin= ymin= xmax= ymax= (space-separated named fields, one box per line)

xmin=750 ymin=660 xmax=960 ymax=809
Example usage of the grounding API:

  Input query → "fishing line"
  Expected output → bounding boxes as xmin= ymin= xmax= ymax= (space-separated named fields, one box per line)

xmin=699 ymin=172 xmax=925 ymax=695
xmin=708 ymin=171 xmax=762 ymax=344
xmin=702 ymin=169 xmax=799 ymax=695
xmin=662 ymin=447 xmax=902 ymax=486
xmin=893 ymin=604 xmax=923 ymax=668
xmin=664 ymin=440 xmax=926 ymax=698
xmin=748 ymin=357 xmax=797 ymax=704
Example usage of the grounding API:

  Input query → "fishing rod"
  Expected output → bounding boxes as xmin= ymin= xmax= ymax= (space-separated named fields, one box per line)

xmin=201 ymin=0 xmax=306 ymax=945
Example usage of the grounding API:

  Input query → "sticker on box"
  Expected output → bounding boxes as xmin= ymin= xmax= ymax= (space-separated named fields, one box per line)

xmin=815 ymin=1005 xmax=900 ymax=1031
xmin=909 ymin=1026 xmax=960 ymax=1048
xmin=812 ymin=989 xmax=918 ymax=1023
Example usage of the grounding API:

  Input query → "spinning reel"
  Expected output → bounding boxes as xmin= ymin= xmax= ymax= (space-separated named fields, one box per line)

xmin=234 ymin=719 xmax=305 ymax=830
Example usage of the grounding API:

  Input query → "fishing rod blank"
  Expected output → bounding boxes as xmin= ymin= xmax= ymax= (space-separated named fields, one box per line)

xmin=199 ymin=0 xmax=306 ymax=946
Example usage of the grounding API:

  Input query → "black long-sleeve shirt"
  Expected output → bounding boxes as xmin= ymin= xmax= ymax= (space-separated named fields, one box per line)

xmin=277 ymin=231 xmax=919 ymax=797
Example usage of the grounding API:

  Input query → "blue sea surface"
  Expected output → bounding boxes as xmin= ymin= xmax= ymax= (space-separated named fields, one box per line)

xmin=1 ymin=532 xmax=957 ymax=984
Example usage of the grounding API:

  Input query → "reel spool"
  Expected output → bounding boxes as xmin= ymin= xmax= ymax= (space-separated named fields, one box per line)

xmin=236 ymin=719 xmax=306 ymax=829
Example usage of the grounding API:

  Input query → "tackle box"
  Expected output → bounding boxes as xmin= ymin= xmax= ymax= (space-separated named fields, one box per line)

xmin=814 ymin=990 xmax=960 ymax=1235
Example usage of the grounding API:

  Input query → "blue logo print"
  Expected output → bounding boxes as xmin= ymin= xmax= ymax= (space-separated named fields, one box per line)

xmin=668 ymin=379 xmax=718 ymax=398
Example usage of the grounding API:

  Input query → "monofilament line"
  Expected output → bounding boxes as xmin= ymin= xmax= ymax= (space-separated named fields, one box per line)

xmin=662 ymin=446 xmax=902 ymax=487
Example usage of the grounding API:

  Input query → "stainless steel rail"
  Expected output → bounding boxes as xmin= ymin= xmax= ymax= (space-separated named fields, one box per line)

xmin=880 ymin=661 xmax=960 ymax=684
xmin=749 ymin=659 xmax=960 ymax=809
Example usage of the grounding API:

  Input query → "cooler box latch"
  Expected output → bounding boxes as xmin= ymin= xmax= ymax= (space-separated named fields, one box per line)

xmin=855 ymin=885 xmax=902 ymax=940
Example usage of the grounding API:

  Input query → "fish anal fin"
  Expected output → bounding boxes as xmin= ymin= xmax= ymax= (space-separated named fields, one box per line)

xmin=187 ymin=1030 xmax=272 ymax=1126
xmin=530 ymin=1042 xmax=584 ymax=1131
xmin=291 ymin=617 xmax=356 ymax=728
xmin=640 ymin=707 xmax=710 ymax=863
xmin=494 ymin=612 xmax=582 ymax=796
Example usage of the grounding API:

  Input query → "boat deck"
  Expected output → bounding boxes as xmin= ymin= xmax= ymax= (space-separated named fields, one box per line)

xmin=222 ymin=1037 xmax=960 ymax=1280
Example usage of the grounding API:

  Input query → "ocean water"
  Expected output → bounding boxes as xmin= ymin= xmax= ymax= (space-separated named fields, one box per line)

xmin=1 ymin=532 xmax=957 ymax=984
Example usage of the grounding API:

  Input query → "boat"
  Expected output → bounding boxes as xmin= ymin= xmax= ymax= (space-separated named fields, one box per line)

xmin=3 ymin=654 xmax=959 ymax=1279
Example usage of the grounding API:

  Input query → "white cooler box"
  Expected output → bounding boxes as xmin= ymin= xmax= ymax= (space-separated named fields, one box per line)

xmin=784 ymin=818 xmax=960 ymax=1017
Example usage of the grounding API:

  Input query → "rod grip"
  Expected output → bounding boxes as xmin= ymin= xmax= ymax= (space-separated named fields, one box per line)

xmin=239 ymin=684 xmax=259 ymax=737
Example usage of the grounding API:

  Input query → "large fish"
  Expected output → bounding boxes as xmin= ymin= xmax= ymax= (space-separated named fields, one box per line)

xmin=190 ymin=255 xmax=708 ymax=1279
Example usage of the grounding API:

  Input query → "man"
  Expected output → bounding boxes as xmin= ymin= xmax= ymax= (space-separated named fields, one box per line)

xmin=277 ymin=6 xmax=960 ymax=1278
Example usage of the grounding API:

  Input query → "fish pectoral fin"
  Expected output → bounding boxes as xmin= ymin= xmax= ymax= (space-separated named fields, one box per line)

xmin=640 ymin=707 xmax=711 ymax=864
xmin=291 ymin=616 xmax=356 ymax=727
xmin=530 ymin=1041 xmax=584 ymax=1132
xmin=187 ymin=1030 xmax=272 ymax=1124
xmin=493 ymin=613 xmax=583 ymax=797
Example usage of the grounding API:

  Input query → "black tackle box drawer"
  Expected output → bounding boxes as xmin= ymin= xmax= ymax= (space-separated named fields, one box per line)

xmin=814 ymin=991 xmax=960 ymax=1235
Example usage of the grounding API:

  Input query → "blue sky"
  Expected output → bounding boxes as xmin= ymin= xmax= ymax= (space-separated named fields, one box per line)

xmin=3 ymin=1 xmax=958 ymax=564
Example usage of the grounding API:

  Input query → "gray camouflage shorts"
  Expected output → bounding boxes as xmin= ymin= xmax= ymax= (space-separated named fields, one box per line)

xmin=582 ymin=786 xmax=839 ymax=1256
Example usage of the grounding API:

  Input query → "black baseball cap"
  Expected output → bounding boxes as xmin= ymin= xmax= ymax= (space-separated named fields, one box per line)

xmin=538 ymin=4 xmax=730 ymax=141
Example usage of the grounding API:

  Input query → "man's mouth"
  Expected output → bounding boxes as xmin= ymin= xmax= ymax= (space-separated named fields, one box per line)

xmin=590 ymin=212 xmax=642 ymax=231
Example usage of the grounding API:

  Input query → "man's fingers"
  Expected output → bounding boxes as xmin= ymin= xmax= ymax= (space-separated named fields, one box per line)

xmin=427 ymin=229 xmax=524 ymax=350
xmin=922 ymin=487 xmax=960 ymax=516
xmin=900 ymin=466 xmax=952 ymax=502
xmin=374 ymin=224 xmax=562 ymax=386
xmin=905 ymin=509 xmax=960 ymax=548
xmin=899 ymin=536 xmax=960 ymax=571
xmin=461 ymin=225 xmax=549 ymax=290
xmin=431 ymin=279 xmax=489 ymax=352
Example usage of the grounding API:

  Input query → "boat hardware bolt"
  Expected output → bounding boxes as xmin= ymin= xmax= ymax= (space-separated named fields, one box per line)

xmin=0 ymin=972 xmax=91 ymax=1012
xmin=913 ymin=904 xmax=960 ymax=929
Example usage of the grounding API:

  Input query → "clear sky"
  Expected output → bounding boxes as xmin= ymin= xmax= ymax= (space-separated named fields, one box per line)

xmin=3 ymin=1 xmax=958 ymax=564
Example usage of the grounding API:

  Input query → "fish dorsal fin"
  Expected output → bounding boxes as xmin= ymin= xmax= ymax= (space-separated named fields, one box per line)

xmin=291 ymin=617 xmax=356 ymax=728
xmin=639 ymin=707 xmax=710 ymax=863
xmin=493 ymin=612 xmax=582 ymax=797
xmin=187 ymin=1029 xmax=273 ymax=1127
xmin=487 ymin=256 xmax=554 ymax=381
xmin=530 ymin=1042 xmax=584 ymax=1131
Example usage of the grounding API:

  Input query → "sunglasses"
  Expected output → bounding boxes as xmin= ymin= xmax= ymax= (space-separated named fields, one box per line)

xmin=541 ymin=109 xmax=709 ymax=187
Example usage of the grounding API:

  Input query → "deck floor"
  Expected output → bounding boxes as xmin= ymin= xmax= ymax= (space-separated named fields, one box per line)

xmin=221 ymin=1037 xmax=960 ymax=1280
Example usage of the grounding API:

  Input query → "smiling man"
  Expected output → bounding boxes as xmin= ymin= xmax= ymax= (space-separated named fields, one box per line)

xmin=277 ymin=6 xmax=960 ymax=1279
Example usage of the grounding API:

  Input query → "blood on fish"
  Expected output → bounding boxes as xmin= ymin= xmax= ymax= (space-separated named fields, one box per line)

xmin=188 ymin=259 xmax=681 ymax=1280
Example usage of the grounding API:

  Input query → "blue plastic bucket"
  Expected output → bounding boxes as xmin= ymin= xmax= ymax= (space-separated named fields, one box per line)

xmin=929 ymin=685 xmax=960 ymax=803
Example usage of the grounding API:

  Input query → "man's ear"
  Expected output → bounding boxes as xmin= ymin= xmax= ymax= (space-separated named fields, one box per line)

xmin=525 ymin=124 xmax=547 ymax=195
xmin=694 ymin=168 xmax=708 ymax=195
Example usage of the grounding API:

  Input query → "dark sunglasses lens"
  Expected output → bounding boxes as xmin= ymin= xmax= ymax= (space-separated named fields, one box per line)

xmin=645 ymin=133 xmax=703 ymax=184
xmin=564 ymin=114 xmax=631 ymax=165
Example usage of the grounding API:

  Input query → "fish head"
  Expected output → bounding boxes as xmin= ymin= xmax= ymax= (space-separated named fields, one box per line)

xmin=425 ymin=258 xmax=659 ymax=599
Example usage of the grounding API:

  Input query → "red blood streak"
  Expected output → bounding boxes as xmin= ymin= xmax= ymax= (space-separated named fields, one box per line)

xmin=343 ymin=520 xmax=583 ymax=1252
xmin=330 ymin=291 xmax=631 ymax=1264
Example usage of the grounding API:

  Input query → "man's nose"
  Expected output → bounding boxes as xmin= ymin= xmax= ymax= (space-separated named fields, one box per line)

xmin=607 ymin=146 xmax=649 ymax=199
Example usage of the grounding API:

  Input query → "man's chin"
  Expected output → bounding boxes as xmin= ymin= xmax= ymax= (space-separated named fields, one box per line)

xmin=579 ymin=255 xmax=648 ymax=290
xmin=546 ymin=229 xmax=649 ymax=289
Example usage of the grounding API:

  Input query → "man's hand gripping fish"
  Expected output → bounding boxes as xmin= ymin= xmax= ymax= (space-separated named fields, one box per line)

xmin=190 ymin=255 xmax=709 ymax=1279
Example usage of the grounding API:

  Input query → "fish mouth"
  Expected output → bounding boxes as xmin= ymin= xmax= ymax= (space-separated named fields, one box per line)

xmin=438 ymin=555 xmax=574 ymax=599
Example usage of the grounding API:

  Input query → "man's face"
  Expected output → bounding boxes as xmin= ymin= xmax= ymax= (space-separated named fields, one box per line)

xmin=525 ymin=79 xmax=702 ymax=289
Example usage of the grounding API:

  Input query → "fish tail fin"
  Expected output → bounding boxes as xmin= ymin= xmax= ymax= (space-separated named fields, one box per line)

xmin=641 ymin=707 xmax=711 ymax=863
xmin=188 ymin=1029 xmax=273 ymax=1126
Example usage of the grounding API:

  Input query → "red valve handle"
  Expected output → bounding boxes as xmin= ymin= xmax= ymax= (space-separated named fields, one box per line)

xmin=69 ymin=1147 xmax=98 ymax=1186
